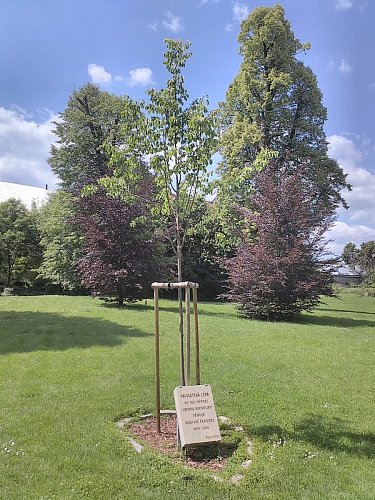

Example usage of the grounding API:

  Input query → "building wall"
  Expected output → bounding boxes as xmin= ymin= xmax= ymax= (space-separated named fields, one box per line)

xmin=0 ymin=181 xmax=51 ymax=208
xmin=333 ymin=275 xmax=364 ymax=286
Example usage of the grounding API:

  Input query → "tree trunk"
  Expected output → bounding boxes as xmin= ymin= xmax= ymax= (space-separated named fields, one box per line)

xmin=176 ymin=213 xmax=185 ymax=386
xmin=6 ymin=250 xmax=11 ymax=287
xmin=117 ymin=285 xmax=124 ymax=306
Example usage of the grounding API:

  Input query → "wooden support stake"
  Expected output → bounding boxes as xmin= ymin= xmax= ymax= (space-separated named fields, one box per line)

xmin=154 ymin=288 xmax=161 ymax=433
xmin=151 ymin=281 xmax=200 ymax=432
xmin=186 ymin=287 xmax=191 ymax=386
xmin=151 ymin=281 xmax=199 ymax=289
xmin=178 ymin=287 xmax=185 ymax=386
xmin=193 ymin=287 xmax=200 ymax=385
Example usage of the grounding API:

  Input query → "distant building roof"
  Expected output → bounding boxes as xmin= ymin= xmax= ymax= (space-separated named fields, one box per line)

xmin=333 ymin=264 xmax=366 ymax=277
xmin=0 ymin=181 xmax=52 ymax=209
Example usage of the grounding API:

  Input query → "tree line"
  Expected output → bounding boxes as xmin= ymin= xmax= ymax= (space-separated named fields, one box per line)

xmin=3 ymin=5 xmax=370 ymax=319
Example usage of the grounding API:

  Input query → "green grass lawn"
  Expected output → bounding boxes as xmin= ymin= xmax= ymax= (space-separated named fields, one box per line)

xmin=0 ymin=293 xmax=374 ymax=499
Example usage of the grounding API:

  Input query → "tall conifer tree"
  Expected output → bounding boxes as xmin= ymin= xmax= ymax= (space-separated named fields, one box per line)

xmin=219 ymin=4 xmax=349 ymax=211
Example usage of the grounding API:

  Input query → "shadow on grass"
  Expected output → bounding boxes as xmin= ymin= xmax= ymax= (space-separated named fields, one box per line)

xmin=101 ymin=300 xmax=240 ymax=320
xmin=99 ymin=299 xmax=375 ymax=326
xmin=320 ymin=308 xmax=375 ymax=316
xmin=159 ymin=303 xmax=240 ymax=320
xmin=184 ymin=434 xmax=241 ymax=462
xmin=99 ymin=301 xmax=153 ymax=312
xmin=248 ymin=414 xmax=375 ymax=459
xmin=295 ymin=314 xmax=375 ymax=329
xmin=0 ymin=311 xmax=150 ymax=355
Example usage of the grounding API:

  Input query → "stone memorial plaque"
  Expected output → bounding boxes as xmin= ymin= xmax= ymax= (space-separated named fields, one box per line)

xmin=173 ymin=384 xmax=221 ymax=448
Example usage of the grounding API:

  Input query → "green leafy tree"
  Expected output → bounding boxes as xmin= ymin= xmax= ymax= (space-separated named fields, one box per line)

xmin=342 ymin=241 xmax=375 ymax=284
xmin=146 ymin=39 xmax=217 ymax=282
xmin=182 ymin=198 xmax=238 ymax=299
xmin=37 ymin=191 xmax=83 ymax=290
xmin=358 ymin=241 xmax=375 ymax=282
xmin=146 ymin=39 xmax=217 ymax=385
xmin=49 ymin=83 xmax=139 ymax=190
xmin=219 ymin=4 xmax=349 ymax=211
xmin=46 ymin=84 xmax=145 ymax=292
xmin=0 ymin=198 xmax=41 ymax=287
xmin=91 ymin=93 xmax=148 ymax=203
xmin=341 ymin=242 xmax=359 ymax=271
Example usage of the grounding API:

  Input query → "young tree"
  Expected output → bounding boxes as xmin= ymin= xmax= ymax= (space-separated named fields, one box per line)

xmin=146 ymin=39 xmax=216 ymax=383
xmin=0 ymin=198 xmax=41 ymax=287
xmin=224 ymin=164 xmax=337 ymax=321
xmin=219 ymin=5 xmax=349 ymax=211
xmin=146 ymin=39 xmax=217 ymax=283
xmin=75 ymin=184 xmax=163 ymax=305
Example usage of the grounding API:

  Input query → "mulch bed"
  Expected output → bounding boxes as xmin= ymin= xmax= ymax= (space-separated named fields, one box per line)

xmin=128 ymin=414 xmax=231 ymax=471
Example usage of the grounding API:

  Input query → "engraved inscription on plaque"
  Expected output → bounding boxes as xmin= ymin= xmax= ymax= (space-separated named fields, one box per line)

xmin=173 ymin=384 xmax=221 ymax=448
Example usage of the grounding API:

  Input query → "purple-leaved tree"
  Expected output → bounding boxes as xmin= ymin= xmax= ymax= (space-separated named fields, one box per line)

xmin=224 ymin=163 xmax=337 ymax=320
xmin=75 ymin=183 xmax=163 ymax=306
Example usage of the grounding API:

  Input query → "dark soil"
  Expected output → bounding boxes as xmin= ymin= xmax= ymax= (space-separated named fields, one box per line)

xmin=128 ymin=414 xmax=236 ymax=471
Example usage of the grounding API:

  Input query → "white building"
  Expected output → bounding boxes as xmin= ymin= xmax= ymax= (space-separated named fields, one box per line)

xmin=0 ymin=181 xmax=52 ymax=209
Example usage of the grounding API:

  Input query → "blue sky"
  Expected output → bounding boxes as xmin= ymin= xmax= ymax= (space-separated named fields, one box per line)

xmin=0 ymin=0 xmax=374 ymax=253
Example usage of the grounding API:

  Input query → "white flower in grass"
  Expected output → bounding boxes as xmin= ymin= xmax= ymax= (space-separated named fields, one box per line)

xmin=303 ymin=451 xmax=319 ymax=459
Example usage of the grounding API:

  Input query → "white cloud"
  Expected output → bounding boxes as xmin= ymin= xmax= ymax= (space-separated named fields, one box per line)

xmin=328 ymin=134 xmax=375 ymax=225
xmin=327 ymin=221 xmax=375 ymax=255
xmin=328 ymin=58 xmax=352 ymax=74
xmin=333 ymin=0 xmax=367 ymax=10
xmin=0 ymin=107 xmax=59 ymax=189
xmin=339 ymin=59 xmax=352 ymax=74
xmin=87 ymin=64 xmax=112 ymax=85
xmin=86 ymin=64 xmax=154 ymax=88
xmin=233 ymin=2 xmax=249 ymax=22
xmin=325 ymin=134 xmax=375 ymax=254
xmin=149 ymin=22 xmax=158 ymax=32
xmin=225 ymin=2 xmax=249 ymax=31
xmin=334 ymin=0 xmax=354 ymax=9
xmin=162 ymin=11 xmax=183 ymax=33
xmin=328 ymin=134 xmax=361 ymax=164
xmin=331 ymin=221 xmax=375 ymax=241
xmin=127 ymin=67 xmax=154 ymax=87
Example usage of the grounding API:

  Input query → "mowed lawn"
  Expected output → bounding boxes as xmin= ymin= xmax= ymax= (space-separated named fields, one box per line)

xmin=0 ymin=293 xmax=374 ymax=499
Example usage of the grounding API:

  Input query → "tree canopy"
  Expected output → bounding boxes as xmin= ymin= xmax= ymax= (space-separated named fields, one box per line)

xmin=28 ymin=25 xmax=356 ymax=320
xmin=342 ymin=241 xmax=375 ymax=284
xmin=145 ymin=38 xmax=217 ymax=282
xmin=0 ymin=198 xmax=41 ymax=288
xmin=49 ymin=83 xmax=141 ymax=190
xmin=218 ymin=4 xmax=349 ymax=211
xmin=224 ymin=163 xmax=337 ymax=320
xmin=37 ymin=191 xmax=83 ymax=291
xmin=75 ymin=185 xmax=164 ymax=305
